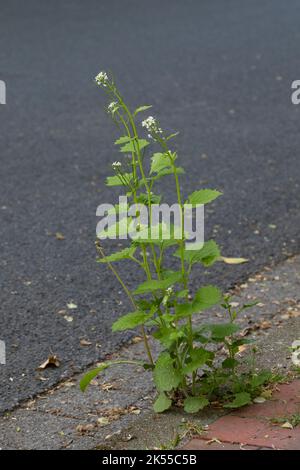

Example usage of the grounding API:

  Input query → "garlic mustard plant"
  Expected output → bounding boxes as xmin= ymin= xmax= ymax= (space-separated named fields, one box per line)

xmin=80 ymin=72 xmax=271 ymax=413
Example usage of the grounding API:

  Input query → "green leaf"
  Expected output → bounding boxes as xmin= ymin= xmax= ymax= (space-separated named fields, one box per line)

xmin=166 ymin=132 xmax=179 ymax=141
xmin=80 ymin=360 xmax=144 ymax=392
xmin=134 ymin=272 xmax=182 ymax=295
xmin=207 ymin=323 xmax=240 ymax=339
xmin=174 ymin=240 xmax=221 ymax=267
xmin=175 ymin=286 xmax=222 ymax=319
xmin=133 ymin=105 xmax=152 ymax=116
xmin=150 ymin=153 xmax=172 ymax=174
xmin=153 ymin=352 xmax=182 ymax=392
xmin=250 ymin=371 xmax=273 ymax=389
xmin=174 ymin=304 xmax=193 ymax=318
xmin=176 ymin=289 xmax=189 ymax=298
xmin=222 ymin=358 xmax=239 ymax=369
xmin=98 ymin=246 xmax=136 ymax=263
xmin=153 ymin=326 xmax=185 ymax=348
xmin=112 ymin=310 xmax=152 ymax=332
xmin=153 ymin=393 xmax=172 ymax=413
xmin=187 ymin=189 xmax=222 ymax=206
xmin=224 ymin=392 xmax=252 ymax=409
xmin=80 ymin=364 xmax=109 ymax=392
xmin=183 ymin=348 xmax=213 ymax=374
xmin=115 ymin=136 xmax=132 ymax=145
xmin=136 ymin=192 xmax=162 ymax=205
xmin=184 ymin=396 xmax=209 ymax=413
xmin=152 ymin=167 xmax=185 ymax=181
xmin=120 ymin=139 xmax=149 ymax=153
xmin=194 ymin=285 xmax=222 ymax=309
xmin=106 ymin=173 xmax=133 ymax=186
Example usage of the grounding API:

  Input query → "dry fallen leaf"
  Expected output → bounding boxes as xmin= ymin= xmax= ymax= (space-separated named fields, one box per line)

xmin=240 ymin=320 xmax=271 ymax=336
xmin=260 ymin=320 xmax=272 ymax=330
xmin=97 ymin=417 xmax=109 ymax=426
xmin=281 ymin=310 xmax=300 ymax=320
xmin=55 ymin=232 xmax=65 ymax=240
xmin=253 ymin=396 xmax=266 ymax=404
xmin=206 ymin=438 xmax=222 ymax=445
xmin=100 ymin=381 xmax=119 ymax=391
xmin=221 ymin=257 xmax=249 ymax=264
xmin=281 ymin=421 xmax=293 ymax=429
xmin=131 ymin=336 xmax=143 ymax=344
xmin=80 ymin=339 xmax=92 ymax=346
xmin=64 ymin=381 xmax=75 ymax=388
xmin=238 ymin=345 xmax=248 ymax=354
xmin=64 ymin=315 xmax=73 ymax=322
xmin=90 ymin=379 xmax=98 ymax=386
xmin=67 ymin=302 xmax=77 ymax=309
xmin=57 ymin=309 xmax=67 ymax=315
xmin=261 ymin=389 xmax=273 ymax=399
xmin=37 ymin=355 xmax=60 ymax=371
xmin=76 ymin=424 xmax=95 ymax=433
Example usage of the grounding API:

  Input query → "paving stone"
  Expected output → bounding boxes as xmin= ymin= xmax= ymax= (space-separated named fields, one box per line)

xmin=233 ymin=380 xmax=300 ymax=419
xmin=183 ymin=439 xmax=266 ymax=450
xmin=203 ymin=414 xmax=300 ymax=450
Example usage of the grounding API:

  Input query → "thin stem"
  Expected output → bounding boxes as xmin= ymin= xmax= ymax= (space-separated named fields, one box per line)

xmin=95 ymin=241 xmax=154 ymax=366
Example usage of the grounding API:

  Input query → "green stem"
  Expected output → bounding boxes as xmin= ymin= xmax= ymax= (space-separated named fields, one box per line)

xmin=95 ymin=242 xmax=154 ymax=366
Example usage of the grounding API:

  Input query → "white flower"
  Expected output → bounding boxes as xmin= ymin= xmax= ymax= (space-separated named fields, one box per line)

xmin=142 ymin=116 xmax=163 ymax=136
xmin=108 ymin=101 xmax=118 ymax=114
xmin=112 ymin=161 xmax=122 ymax=169
xmin=95 ymin=71 xmax=109 ymax=87
xmin=166 ymin=287 xmax=173 ymax=296
xmin=142 ymin=116 xmax=156 ymax=129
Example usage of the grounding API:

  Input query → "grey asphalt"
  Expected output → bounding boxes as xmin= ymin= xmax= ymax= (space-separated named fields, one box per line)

xmin=0 ymin=0 xmax=300 ymax=412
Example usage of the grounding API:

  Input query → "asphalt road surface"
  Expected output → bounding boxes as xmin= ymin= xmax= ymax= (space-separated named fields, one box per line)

xmin=1 ymin=0 xmax=300 ymax=412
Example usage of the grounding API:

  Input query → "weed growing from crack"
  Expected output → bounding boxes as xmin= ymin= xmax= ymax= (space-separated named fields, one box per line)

xmin=81 ymin=72 xmax=273 ymax=413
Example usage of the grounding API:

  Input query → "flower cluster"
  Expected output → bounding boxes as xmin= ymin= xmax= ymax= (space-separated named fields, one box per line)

xmin=141 ymin=116 xmax=163 ymax=138
xmin=108 ymin=101 xmax=119 ymax=115
xmin=112 ymin=161 xmax=122 ymax=170
xmin=95 ymin=71 xmax=109 ymax=87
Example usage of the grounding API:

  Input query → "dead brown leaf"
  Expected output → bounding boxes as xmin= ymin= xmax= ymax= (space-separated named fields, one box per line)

xmin=97 ymin=417 xmax=109 ymax=426
xmin=131 ymin=336 xmax=143 ymax=344
xmin=37 ymin=355 xmax=60 ymax=371
xmin=55 ymin=232 xmax=65 ymax=240
xmin=281 ymin=421 xmax=293 ymax=429
xmin=57 ymin=309 xmax=67 ymax=315
xmin=100 ymin=381 xmax=120 ymax=391
xmin=76 ymin=424 xmax=95 ymax=434
xmin=80 ymin=339 xmax=92 ymax=347
xmin=260 ymin=320 xmax=272 ymax=330
xmin=238 ymin=345 xmax=248 ymax=354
